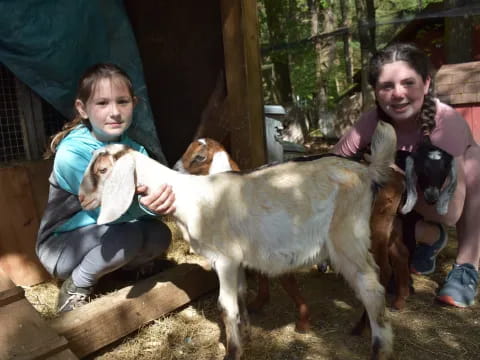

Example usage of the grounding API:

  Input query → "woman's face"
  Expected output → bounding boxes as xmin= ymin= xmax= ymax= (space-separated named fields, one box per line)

xmin=75 ymin=76 xmax=136 ymax=142
xmin=374 ymin=60 xmax=430 ymax=125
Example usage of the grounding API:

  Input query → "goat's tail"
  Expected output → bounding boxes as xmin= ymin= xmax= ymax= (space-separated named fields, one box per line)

xmin=368 ymin=120 xmax=397 ymax=185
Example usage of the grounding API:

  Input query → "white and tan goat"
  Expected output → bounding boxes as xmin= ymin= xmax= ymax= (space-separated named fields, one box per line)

xmin=174 ymin=138 xmax=311 ymax=333
xmin=78 ymin=121 xmax=397 ymax=360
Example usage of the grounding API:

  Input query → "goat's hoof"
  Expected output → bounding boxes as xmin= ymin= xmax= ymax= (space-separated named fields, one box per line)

xmin=317 ymin=262 xmax=329 ymax=273
xmin=294 ymin=321 xmax=310 ymax=333
xmin=391 ymin=298 xmax=406 ymax=311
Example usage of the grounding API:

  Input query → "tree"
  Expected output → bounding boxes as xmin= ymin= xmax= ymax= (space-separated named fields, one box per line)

xmin=444 ymin=0 xmax=473 ymax=64
xmin=263 ymin=0 xmax=293 ymax=105
xmin=354 ymin=0 xmax=376 ymax=109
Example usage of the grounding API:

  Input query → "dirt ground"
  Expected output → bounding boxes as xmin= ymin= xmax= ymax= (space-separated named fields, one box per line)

xmin=25 ymin=224 xmax=479 ymax=360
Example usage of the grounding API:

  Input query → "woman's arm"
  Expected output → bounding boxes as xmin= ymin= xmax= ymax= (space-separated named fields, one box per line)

xmin=332 ymin=109 xmax=378 ymax=157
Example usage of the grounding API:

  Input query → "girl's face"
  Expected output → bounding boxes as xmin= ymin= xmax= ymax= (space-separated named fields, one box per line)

xmin=75 ymin=77 xmax=136 ymax=142
xmin=374 ymin=60 xmax=430 ymax=125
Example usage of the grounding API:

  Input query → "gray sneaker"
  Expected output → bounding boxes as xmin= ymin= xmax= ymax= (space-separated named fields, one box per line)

xmin=57 ymin=276 xmax=93 ymax=313
xmin=437 ymin=263 xmax=478 ymax=308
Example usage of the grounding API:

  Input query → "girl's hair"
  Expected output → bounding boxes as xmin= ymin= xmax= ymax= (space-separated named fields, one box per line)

xmin=368 ymin=43 xmax=436 ymax=137
xmin=44 ymin=63 xmax=134 ymax=159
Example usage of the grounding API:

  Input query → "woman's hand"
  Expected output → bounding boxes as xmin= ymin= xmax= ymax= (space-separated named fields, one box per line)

xmin=136 ymin=184 xmax=176 ymax=215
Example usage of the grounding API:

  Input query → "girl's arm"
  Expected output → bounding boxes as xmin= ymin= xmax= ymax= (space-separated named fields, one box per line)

xmin=332 ymin=109 xmax=378 ymax=157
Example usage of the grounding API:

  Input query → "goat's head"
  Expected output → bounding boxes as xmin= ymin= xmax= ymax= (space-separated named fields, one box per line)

xmin=400 ymin=140 xmax=457 ymax=215
xmin=79 ymin=143 xmax=137 ymax=225
xmin=173 ymin=138 xmax=239 ymax=175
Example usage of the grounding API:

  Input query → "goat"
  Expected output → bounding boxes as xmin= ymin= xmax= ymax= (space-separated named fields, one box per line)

xmin=174 ymin=138 xmax=311 ymax=333
xmin=353 ymin=140 xmax=457 ymax=335
xmin=78 ymin=120 xmax=397 ymax=360
xmin=400 ymin=138 xmax=457 ymax=216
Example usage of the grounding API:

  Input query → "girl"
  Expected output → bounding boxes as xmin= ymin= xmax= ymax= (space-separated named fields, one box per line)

xmin=333 ymin=43 xmax=479 ymax=308
xmin=37 ymin=63 xmax=175 ymax=312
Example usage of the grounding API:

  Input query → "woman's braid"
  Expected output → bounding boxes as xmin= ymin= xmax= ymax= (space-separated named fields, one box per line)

xmin=418 ymin=91 xmax=437 ymax=137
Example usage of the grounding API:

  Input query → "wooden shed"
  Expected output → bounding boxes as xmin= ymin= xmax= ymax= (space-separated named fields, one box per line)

xmin=435 ymin=61 xmax=480 ymax=144
xmin=124 ymin=0 xmax=266 ymax=169
xmin=0 ymin=0 xmax=265 ymax=286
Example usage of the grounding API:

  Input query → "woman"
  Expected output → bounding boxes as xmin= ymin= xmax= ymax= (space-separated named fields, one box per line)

xmin=333 ymin=43 xmax=479 ymax=308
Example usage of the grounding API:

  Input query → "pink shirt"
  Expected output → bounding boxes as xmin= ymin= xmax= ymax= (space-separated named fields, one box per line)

xmin=333 ymin=100 xmax=476 ymax=157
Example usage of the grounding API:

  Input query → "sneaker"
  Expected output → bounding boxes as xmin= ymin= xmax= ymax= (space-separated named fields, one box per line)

xmin=437 ymin=263 xmax=478 ymax=308
xmin=57 ymin=276 xmax=93 ymax=313
xmin=410 ymin=223 xmax=448 ymax=275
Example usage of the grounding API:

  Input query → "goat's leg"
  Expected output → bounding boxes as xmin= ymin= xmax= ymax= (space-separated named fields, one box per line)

xmin=389 ymin=220 xmax=410 ymax=310
xmin=215 ymin=257 xmax=243 ymax=360
xmin=248 ymin=273 xmax=270 ymax=312
xmin=278 ymin=274 xmax=311 ymax=333
xmin=352 ymin=226 xmax=393 ymax=336
xmin=238 ymin=267 xmax=251 ymax=342
xmin=333 ymin=250 xmax=393 ymax=360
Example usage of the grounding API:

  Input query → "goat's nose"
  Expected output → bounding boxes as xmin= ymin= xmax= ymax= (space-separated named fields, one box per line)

xmin=424 ymin=188 xmax=439 ymax=204
xmin=78 ymin=194 xmax=85 ymax=203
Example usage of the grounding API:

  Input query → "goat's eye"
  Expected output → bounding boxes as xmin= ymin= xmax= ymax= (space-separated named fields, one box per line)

xmin=98 ymin=167 xmax=108 ymax=174
xmin=194 ymin=154 xmax=207 ymax=163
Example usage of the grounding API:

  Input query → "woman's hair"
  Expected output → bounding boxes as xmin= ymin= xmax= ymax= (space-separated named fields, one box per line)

xmin=368 ymin=43 xmax=436 ymax=137
xmin=44 ymin=63 xmax=134 ymax=159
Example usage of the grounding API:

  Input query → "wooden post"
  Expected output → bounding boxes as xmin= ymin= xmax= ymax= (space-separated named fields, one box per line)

xmin=0 ymin=165 xmax=50 ymax=285
xmin=220 ymin=0 xmax=266 ymax=169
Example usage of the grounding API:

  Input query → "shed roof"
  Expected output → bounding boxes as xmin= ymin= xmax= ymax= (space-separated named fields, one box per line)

xmin=435 ymin=61 xmax=480 ymax=105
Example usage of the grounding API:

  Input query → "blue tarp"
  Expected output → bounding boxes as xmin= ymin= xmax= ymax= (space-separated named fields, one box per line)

xmin=0 ymin=0 xmax=167 ymax=164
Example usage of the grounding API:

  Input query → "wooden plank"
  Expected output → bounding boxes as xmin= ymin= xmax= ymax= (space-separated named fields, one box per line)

xmin=24 ymin=159 xmax=53 ymax=217
xmin=0 ymin=286 xmax=25 ymax=306
xmin=0 ymin=166 xmax=50 ymax=285
xmin=0 ymin=298 xmax=74 ymax=360
xmin=45 ymin=349 xmax=78 ymax=360
xmin=50 ymin=262 xmax=218 ymax=358
xmin=240 ymin=0 xmax=266 ymax=166
xmin=0 ymin=267 xmax=15 ymax=291
xmin=220 ymin=0 xmax=266 ymax=170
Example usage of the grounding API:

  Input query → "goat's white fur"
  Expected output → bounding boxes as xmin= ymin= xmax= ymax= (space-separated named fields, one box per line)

xmin=79 ymin=121 xmax=397 ymax=360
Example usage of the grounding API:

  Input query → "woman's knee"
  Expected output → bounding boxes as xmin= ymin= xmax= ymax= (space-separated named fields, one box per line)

xmin=102 ymin=222 xmax=144 ymax=259
xmin=141 ymin=220 xmax=172 ymax=254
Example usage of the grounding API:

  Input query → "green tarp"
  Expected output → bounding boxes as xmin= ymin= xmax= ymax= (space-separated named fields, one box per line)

xmin=0 ymin=0 xmax=167 ymax=163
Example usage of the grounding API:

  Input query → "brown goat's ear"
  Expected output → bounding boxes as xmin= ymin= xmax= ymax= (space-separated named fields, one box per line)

xmin=400 ymin=155 xmax=418 ymax=214
xmin=98 ymin=154 xmax=136 ymax=225
xmin=436 ymin=158 xmax=457 ymax=215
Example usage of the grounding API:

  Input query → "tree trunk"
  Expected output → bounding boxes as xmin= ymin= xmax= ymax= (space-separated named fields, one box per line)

xmin=264 ymin=0 xmax=293 ymax=105
xmin=444 ymin=0 xmax=472 ymax=64
xmin=340 ymin=0 xmax=353 ymax=84
xmin=355 ymin=0 xmax=376 ymax=109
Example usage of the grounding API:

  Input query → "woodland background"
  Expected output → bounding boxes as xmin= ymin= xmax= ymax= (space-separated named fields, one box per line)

xmin=257 ymin=0 xmax=479 ymax=143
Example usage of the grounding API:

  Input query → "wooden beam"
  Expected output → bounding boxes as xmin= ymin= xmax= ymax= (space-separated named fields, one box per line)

xmin=0 ymin=286 xmax=25 ymax=307
xmin=49 ymin=262 xmax=218 ymax=358
xmin=220 ymin=0 xmax=266 ymax=169
xmin=0 ymin=267 xmax=15 ymax=292
xmin=0 ymin=166 xmax=50 ymax=285
xmin=0 ymin=297 xmax=76 ymax=360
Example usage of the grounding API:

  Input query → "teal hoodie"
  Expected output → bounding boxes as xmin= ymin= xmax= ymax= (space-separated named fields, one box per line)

xmin=53 ymin=125 xmax=150 ymax=233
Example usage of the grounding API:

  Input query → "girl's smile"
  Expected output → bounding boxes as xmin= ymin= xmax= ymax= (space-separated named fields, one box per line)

xmin=375 ymin=60 xmax=430 ymax=127
xmin=75 ymin=77 xmax=136 ymax=142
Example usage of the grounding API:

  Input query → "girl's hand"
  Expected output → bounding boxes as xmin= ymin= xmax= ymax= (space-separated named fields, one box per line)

xmin=136 ymin=184 xmax=176 ymax=215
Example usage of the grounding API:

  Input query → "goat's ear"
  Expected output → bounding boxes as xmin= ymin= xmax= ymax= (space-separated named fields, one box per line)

xmin=436 ymin=158 xmax=457 ymax=215
xmin=97 ymin=154 xmax=136 ymax=225
xmin=400 ymin=155 xmax=418 ymax=214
